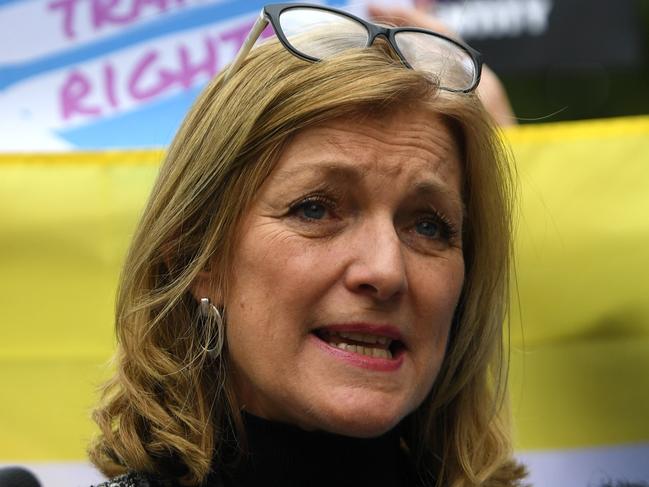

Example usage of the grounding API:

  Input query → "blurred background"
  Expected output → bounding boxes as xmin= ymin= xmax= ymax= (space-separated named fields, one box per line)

xmin=1 ymin=1 xmax=648 ymax=486
xmin=1 ymin=0 xmax=647 ymax=151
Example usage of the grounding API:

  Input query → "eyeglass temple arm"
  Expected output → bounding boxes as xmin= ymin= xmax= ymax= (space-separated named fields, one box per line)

xmin=223 ymin=10 xmax=269 ymax=82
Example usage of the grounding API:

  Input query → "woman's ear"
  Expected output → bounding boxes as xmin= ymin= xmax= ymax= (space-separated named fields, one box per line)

xmin=190 ymin=262 xmax=224 ymax=306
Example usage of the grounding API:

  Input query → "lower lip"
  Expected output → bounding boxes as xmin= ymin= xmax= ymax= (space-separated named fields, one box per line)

xmin=309 ymin=333 xmax=404 ymax=372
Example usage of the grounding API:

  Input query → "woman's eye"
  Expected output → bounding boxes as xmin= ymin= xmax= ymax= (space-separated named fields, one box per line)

xmin=415 ymin=219 xmax=441 ymax=238
xmin=299 ymin=201 xmax=327 ymax=220
xmin=289 ymin=197 xmax=335 ymax=221
xmin=411 ymin=212 xmax=456 ymax=245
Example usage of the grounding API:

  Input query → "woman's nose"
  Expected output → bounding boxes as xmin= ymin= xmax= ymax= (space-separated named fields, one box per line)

xmin=343 ymin=218 xmax=408 ymax=301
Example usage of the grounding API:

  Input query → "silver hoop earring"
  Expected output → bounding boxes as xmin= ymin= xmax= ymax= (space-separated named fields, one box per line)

xmin=199 ymin=297 xmax=225 ymax=359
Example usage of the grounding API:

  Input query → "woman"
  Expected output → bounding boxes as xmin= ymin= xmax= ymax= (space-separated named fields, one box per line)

xmin=90 ymin=4 xmax=526 ymax=486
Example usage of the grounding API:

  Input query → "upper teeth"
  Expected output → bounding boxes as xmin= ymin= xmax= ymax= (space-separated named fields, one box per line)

xmin=334 ymin=342 xmax=392 ymax=359
xmin=329 ymin=331 xmax=391 ymax=346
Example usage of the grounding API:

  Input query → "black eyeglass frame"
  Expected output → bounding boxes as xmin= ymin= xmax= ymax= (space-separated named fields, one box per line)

xmin=225 ymin=2 xmax=484 ymax=93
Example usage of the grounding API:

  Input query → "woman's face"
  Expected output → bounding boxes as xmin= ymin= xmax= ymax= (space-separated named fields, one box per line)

xmin=220 ymin=107 xmax=465 ymax=437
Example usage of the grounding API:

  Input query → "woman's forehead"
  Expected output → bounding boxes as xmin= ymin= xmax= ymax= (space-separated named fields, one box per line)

xmin=272 ymin=108 xmax=463 ymax=191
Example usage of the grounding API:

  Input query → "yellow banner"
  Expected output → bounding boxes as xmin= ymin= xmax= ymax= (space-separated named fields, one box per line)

xmin=1 ymin=117 xmax=648 ymax=459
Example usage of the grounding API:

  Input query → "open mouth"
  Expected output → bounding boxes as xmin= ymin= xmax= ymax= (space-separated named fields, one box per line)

xmin=313 ymin=328 xmax=405 ymax=360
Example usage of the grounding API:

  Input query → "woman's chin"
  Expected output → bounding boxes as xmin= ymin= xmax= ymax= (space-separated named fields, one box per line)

xmin=302 ymin=396 xmax=410 ymax=438
xmin=317 ymin=412 xmax=402 ymax=438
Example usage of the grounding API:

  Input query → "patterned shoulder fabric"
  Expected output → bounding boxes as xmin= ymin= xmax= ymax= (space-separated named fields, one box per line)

xmin=92 ymin=472 xmax=161 ymax=487
xmin=92 ymin=470 xmax=224 ymax=487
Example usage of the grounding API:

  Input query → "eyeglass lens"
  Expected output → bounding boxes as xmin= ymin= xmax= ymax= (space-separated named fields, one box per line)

xmin=279 ymin=8 xmax=370 ymax=59
xmin=276 ymin=7 xmax=477 ymax=92
xmin=394 ymin=31 xmax=477 ymax=92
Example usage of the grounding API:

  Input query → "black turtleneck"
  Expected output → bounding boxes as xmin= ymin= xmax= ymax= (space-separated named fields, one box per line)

xmin=216 ymin=413 xmax=420 ymax=487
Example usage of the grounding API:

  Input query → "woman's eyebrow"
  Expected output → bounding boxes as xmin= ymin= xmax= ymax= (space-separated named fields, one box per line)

xmin=272 ymin=161 xmax=465 ymax=215
xmin=273 ymin=160 xmax=364 ymax=185
xmin=412 ymin=179 xmax=466 ymax=218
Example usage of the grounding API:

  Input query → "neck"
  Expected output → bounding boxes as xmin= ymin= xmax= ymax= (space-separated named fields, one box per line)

xmin=216 ymin=412 xmax=419 ymax=487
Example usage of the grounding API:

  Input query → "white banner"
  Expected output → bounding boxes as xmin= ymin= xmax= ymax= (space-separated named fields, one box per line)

xmin=0 ymin=0 xmax=412 ymax=151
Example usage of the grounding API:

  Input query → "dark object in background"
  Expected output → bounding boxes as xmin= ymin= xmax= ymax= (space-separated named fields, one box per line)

xmin=436 ymin=0 xmax=648 ymax=122
xmin=0 ymin=467 xmax=41 ymax=487
xmin=441 ymin=0 xmax=643 ymax=73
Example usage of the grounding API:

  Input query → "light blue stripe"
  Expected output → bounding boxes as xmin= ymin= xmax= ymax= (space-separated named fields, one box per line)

xmin=0 ymin=0 xmax=348 ymax=90
xmin=56 ymin=87 xmax=202 ymax=149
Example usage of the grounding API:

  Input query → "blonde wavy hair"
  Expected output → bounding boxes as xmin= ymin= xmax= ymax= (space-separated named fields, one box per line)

xmin=89 ymin=37 xmax=526 ymax=487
